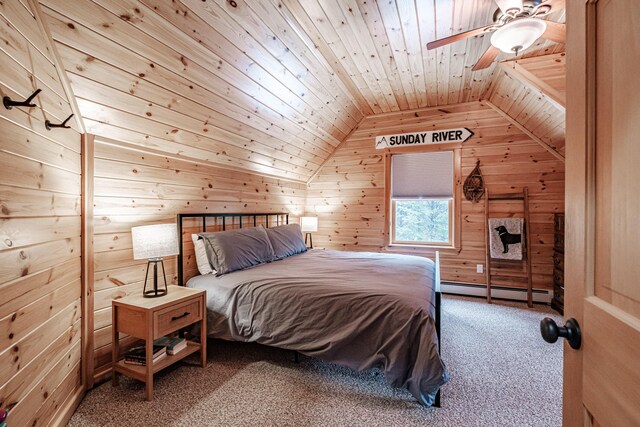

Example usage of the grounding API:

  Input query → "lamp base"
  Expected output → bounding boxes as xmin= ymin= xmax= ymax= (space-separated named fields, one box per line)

xmin=304 ymin=232 xmax=313 ymax=249
xmin=142 ymin=258 xmax=169 ymax=298
xmin=143 ymin=288 xmax=168 ymax=298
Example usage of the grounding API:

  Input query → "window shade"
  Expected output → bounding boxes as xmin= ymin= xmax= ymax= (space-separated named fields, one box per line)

xmin=391 ymin=151 xmax=454 ymax=199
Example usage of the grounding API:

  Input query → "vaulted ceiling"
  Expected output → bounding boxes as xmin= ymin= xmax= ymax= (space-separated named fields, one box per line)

xmin=489 ymin=52 xmax=566 ymax=157
xmin=39 ymin=0 xmax=566 ymax=182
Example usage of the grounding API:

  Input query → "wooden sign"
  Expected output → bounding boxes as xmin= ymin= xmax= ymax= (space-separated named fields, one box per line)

xmin=375 ymin=127 xmax=473 ymax=149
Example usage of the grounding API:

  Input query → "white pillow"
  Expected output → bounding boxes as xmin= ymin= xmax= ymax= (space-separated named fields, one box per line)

xmin=191 ymin=234 xmax=214 ymax=275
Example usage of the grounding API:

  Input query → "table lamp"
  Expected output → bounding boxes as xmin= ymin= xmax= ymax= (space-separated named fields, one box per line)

xmin=131 ymin=223 xmax=179 ymax=298
xmin=300 ymin=216 xmax=318 ymax=249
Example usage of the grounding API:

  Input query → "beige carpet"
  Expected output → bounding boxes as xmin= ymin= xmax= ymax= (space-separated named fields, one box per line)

xmin=68 ymin=296 xmax=563 ymax=427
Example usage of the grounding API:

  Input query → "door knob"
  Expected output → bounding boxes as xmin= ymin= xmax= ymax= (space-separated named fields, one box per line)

xmin=540 ymin=317 xmax=581 ymax=350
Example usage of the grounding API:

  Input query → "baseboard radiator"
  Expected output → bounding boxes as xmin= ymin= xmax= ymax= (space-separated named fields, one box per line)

xmin=440 ymin=281 xmax=552 ymax=304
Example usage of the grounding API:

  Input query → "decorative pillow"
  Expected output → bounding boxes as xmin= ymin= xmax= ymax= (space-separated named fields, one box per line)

xmin=199 ymin=226 xmax=275 ymax=276
xmin=265 ymin=224 xmax=307 ymax=259
xmin=191 ymin=234 xmax=214 ymax=275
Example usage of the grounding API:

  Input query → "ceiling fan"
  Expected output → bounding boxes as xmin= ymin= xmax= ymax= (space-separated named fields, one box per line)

xmin=426 ymin=0 xmax=566 ymax=71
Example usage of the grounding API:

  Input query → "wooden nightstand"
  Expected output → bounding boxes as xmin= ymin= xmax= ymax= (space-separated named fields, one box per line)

xmin=111 ymin=286 xmax=207 ymax=401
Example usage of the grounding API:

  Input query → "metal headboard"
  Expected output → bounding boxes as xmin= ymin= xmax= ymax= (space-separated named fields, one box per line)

xmin=177 ymin=213 xmax=289 ymax=286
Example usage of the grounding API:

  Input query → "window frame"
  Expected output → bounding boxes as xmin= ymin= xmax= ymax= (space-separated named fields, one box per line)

xmin=384 ymin=144 xmax=462 ymax=251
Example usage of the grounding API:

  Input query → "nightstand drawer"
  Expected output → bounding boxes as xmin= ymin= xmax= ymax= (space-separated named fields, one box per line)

xmin=155 ymin=298 xmax=202 ymax=337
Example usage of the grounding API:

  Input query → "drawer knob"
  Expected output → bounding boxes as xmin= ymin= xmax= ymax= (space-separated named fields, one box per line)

xmin=171 ymin=312 xmax=190 ymax=321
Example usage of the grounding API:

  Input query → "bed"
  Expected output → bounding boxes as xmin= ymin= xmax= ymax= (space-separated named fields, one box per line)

xmin=177 ymin=213 xmax=448 ymax=406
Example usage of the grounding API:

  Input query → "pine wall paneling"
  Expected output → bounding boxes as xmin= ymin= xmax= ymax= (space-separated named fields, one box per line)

xmin=0 ymin=0 xmax=568 ymax=413
xmin=40 ymin=0 xmax=367 ymax=182
xmin=305 ymin=101 xmax=565 ymax=292
xmin=91 ymin=137 xmax=307 ymax=381
xmin=498 ymin=62 xmax=565 ymax=113
xmin=38 ymin=0 xmax=565 ymax=185
xmin=0 ymin=1 xmax=84 ymax=425
xmin=507 ymin=52 xmax=566 ymax=106
xmin=488 ymin=53 xmax=566 ymax=156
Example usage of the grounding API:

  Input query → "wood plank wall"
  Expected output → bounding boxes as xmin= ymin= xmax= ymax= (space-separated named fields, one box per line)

xmin=38 ymin=0 xmax=564 ymax=184
xmin=0 ymin=1 xmax=83 ymax=425
xmin=91 ymin=137 xmax=306 ymax=379
xmin=40 ymin=0 xmax=355 ymax=182
xmin=489 ymin=69 xmax=566 ymax=156
xmin=305 ymin=101 xmax=565 ymax=291
xmin=510 ymin=52 xmax=567 ymax=103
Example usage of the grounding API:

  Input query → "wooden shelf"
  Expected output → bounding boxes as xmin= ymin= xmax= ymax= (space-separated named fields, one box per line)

xmin=114 ymin=341 xmax=201 ymax=382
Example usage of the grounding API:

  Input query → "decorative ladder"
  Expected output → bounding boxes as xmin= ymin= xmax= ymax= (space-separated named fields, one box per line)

xmin=483 ymin=187 xmax=533 ymax=307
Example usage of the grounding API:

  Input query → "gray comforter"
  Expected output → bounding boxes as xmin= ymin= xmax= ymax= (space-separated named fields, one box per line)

xmin=187 ymin=249 xmax=449 ymax=405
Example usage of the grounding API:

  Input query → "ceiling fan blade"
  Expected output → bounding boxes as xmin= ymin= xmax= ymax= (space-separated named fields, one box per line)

xmin=427 ymin=25 xmax=497 ymax=50
xmin=472 ymin=45 xmax=500 ymax=71
xmin=542 ymin=21 xmax=566 ymax=44
xmin=494 ymin=0 xmax=523 ymax=14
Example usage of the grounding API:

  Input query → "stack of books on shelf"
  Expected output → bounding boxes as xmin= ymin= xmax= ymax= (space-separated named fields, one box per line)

xmin=122 ymin=337 xmax=188 ymax=366
xmin=124 ymin=345 xmax=167 ymax=366
xmin=154 ymin=336 xmax=187 ymax=355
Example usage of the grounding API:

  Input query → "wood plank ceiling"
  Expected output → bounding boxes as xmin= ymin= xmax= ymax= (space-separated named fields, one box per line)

xmin=489 ymin=52 xmax=566 ymax=156
xmin=40 ymin=0 xmax=566 ymax=182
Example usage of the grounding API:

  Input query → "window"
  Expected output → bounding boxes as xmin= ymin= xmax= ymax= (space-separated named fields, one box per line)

xmin=393 ymin=199 xmax=451 ymax=244
xmin=389 ymin=150 xmax=457 ymax=247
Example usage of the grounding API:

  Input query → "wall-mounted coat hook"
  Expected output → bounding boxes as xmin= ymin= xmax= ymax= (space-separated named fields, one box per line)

xmin=3 ymin=88 xmax=42 ymax=110
xmin=45 ymin=114 xmax=73 ymax=131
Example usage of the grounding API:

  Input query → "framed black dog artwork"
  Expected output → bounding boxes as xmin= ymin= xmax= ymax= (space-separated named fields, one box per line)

xmin=488 ymin=218 xmax=523 ymax=260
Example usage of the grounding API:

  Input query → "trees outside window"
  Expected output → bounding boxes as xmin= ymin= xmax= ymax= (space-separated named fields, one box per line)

xmin=393 ymin=199 xmax=451 ymax=244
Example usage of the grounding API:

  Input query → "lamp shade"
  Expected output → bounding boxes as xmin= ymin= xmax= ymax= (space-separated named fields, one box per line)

xmin=300 ymin=216 xmax=318 ymax=233
xmin=131 ymin=223 xmax=179 ymax=260
xmin=490 ymin=18 xmax=547 ymax=54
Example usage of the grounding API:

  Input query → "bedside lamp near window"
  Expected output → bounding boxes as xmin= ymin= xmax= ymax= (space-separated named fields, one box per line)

xmin=300 ymin=216 xmax=318 ymax=249
xmin=131 ymin=223 xmax=179 ymax=298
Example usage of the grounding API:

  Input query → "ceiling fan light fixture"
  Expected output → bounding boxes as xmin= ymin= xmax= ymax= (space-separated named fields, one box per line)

xmin=490 ymin=18 xmax=547 ymax=54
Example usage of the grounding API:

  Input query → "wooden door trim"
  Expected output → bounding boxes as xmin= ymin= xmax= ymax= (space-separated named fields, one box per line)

xmin=81 ymin=133 xmax=95 ymax=389
xmin=564 ymin=0 xmax=591 ymax=424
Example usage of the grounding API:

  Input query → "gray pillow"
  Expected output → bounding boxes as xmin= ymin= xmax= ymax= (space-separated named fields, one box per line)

xmin=199 ymin=226 xmax=275 ymax=275
xmin=265 ymin=224 xmax=307 ymax=259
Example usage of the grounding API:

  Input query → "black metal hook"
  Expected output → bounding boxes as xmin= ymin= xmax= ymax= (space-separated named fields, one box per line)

xmin=45 ymin=114 xmax=74 ymax=131
xmin=3 ymin=89 xmax=42 ymax=110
